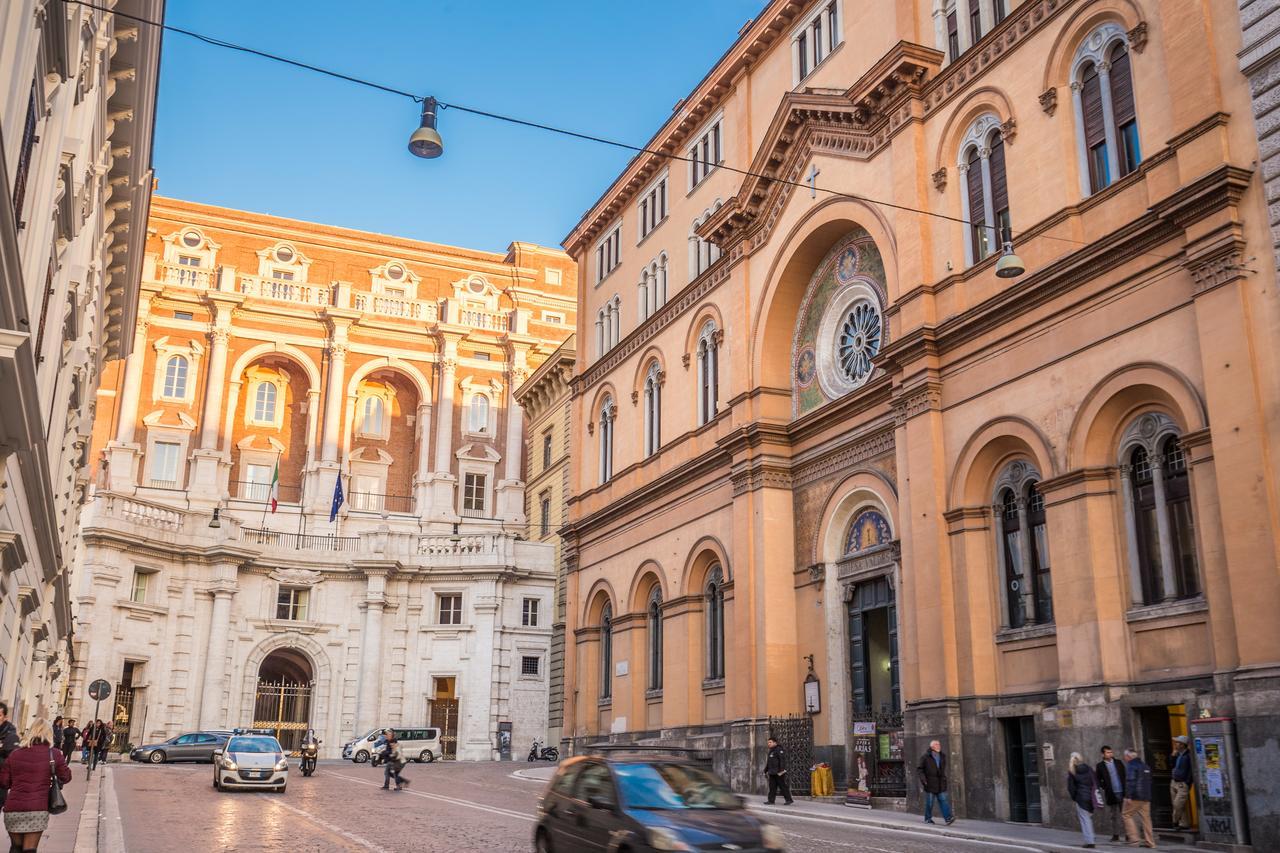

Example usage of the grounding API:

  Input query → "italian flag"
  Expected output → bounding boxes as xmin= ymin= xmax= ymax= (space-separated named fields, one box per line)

xmin=269 ymin=461 xmax=280 ymax=513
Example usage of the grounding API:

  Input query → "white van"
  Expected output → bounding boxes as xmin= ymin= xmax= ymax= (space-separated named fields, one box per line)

xmin=346 ymin=726 xmax=442 ymax=763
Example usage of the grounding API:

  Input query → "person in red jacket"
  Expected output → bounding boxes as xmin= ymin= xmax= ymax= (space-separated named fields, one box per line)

xmin=0 ymin=718 xmax=71 ymax=852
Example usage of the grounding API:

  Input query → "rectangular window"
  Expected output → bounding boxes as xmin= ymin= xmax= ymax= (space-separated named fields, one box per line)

xmin=794 ymin=1 xmax=841 ymax=83
xmin=149 ymin=441 xmax=180 ymax=487
xmin=541 ymin=311 xmax=564 ymax=324
xmin=595 ymin=226 xmax=622 ymax=282
xmin=13 ymin=85 xmax=39 ymax=224
xmin=540 ymin=494 xmax=551 ymax=537
xmin=947 ymin=11 xmax=960 ymax=62
xmin=242 ymin=463 xmax=272 ymax=502
xmin=276 ymin=587 xmax=309 ymax=621
xmin=462 ymin=472 xmax=487 ymax=516
xmin=542 ymin=432 xmax=554 ymax=468
xmin=993 ymin=0 xmax=1007 ymax=25
xmin=438 ymin=594 xmax=463 ymax=625
xmin=968 ymin=0 xmax=982 ymax=43
xmin=638 ymin=174 xmax=668 ymax=240
xmin=689 ymin=120 xmax=723 ymax=188
xmin=522 ymin=598 xmax=540 ymax=627
xmin=521 ymin=656 xmax=540 ymax=676
xmin=271 ymin=269 xmax=295 ymax=280
xmin=174 ymin=311 xmax=194 ymax=321
xmin=472 ymin=352 xmax=491 ymax=361
xmin=130 ymin=570 xmax=153 ymax=604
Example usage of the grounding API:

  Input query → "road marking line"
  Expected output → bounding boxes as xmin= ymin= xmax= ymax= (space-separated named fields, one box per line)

xmin=258 ymin=793 xmax=394 ymax=852
xmin=509 ymin=768 xmax=552 ymax=783
xmin=319 ymin=770 xmax=536 ymax=822
xmin=750 ymin=809 xmax=1046 ymax=852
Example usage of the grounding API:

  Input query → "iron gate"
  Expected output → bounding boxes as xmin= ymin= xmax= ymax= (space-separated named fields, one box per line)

xmin=767 ymin=715 xmax=815 ymax=795
xmin=252 ymin=678 xmax=313 ymax=755
xmin=109 ymin=685 xmax=135 ymax=752
xmin=429 ymin=700 xmax=459 ymax=760
xmin=851 ymin=709 xmax=907 ymax=797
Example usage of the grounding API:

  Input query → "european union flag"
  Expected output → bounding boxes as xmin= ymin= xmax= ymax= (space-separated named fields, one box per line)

xmin=329 ymin=475 xmax=345 ymax=523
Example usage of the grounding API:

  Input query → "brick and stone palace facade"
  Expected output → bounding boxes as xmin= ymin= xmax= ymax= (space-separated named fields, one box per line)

xmin=68 ymin=197 xmax=575 ymax=759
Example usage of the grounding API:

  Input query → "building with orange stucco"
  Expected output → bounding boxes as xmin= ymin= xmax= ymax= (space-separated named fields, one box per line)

xmin=559 ymin=0 xmax=1280 ymax=841
xmin=67 ymin=196 xmax=575 ymax=760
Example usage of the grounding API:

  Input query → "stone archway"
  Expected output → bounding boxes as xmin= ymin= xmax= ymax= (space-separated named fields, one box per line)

xmin=239 ymin=633 xmax=332 ymax=754
xmin=252 ymin=648 xmax=314 ymax=754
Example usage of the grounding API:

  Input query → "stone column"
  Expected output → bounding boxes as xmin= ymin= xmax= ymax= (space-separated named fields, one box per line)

xmin=1149 ymin=459 xmax=1179 ymax=601
xmin=1118 ymin=466 xmax=1146 ymax=604
xmin=428 ymin=335 xmax=460 ymax=522
xmin=1070 ymin=81 xmax=1091 ymax=196
xmin=496 ymin=356 xmax=529 ymax=523
xmin=189 ymin=300 xmax=237 ymax=505
xmin=978 ymin=147 xmax=998 ymax=253
xmin=354 ymin=569 xmax=389 ymax=735
xmin=198 ymin=586 xmax=236 ymax=730
xmin=413 ymin=402 xmax=433 ymax=514
xmin=1014 ymin=497 xmax=1037 ymax=620
xmin=321 ymin=341 xmax=348 ymax=463
xmin=200 ymin=328 xmax=230 ymax=449
xmin=106 ymin=299 xmax=153 ymax=491
xmin=1096 ymin=62 xmax=1122 ymax=182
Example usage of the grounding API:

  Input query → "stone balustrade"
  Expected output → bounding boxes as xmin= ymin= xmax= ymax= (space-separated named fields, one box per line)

xmin=352 ymin=292 xmax=440 ymax=322
xmin=238 ymin=273 xmax=331 ymax=307
xmin=155 ymin=260 xmax=214 ymax=290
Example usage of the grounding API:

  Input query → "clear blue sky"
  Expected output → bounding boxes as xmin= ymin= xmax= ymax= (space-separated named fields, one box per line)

xmin=153 ymin=1 xmax=766 ymax=253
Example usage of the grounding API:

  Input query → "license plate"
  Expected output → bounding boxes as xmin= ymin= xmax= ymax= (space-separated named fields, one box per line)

xmin=252 ymin=771 xmax=268 ymax=779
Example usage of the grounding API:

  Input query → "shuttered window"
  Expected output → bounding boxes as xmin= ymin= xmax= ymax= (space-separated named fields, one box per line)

xmin=966 ymin=147 xmax=988 ymax=261
xmin=1109 ymin=43 xmax=1141 ymax=176
xmin=988 ymin=134 xmax=1010 ymax=245
xmin=1081 ymin=63 xmax=1110 ymax=192
xmin=968 ymin=0 xmax=982 ymax=43
xmin=947 ymin=11 xmax=960 ymax=61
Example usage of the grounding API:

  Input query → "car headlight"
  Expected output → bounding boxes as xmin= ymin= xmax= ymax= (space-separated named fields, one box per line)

xmin=221 ymin=757 xmax=237 ymax=770
xmin=274 ymin=757 xmax=289 ymax=771
xmin=761 ymin=822 xmax=786 ymax=850
xmin=647 ymin=827 xmax=694 ymax=852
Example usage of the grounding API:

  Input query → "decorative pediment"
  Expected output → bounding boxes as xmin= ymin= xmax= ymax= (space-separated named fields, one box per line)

xmin=702 ymin=41 xmax=941 ymax=252
xmin=349 ymin=445 xmax=393 ymax=465
xmin=450 ymin=274 xmax=500 ymax=310
xmin=142 ymin=410 xmax=197 ymax=430
xmin=455 ymin=442 xmax=501 ymax=463
xmin=269 ymin=568 xmax=324 ymax=587
xmin=236 ymin=434 xmax=286 ymax=452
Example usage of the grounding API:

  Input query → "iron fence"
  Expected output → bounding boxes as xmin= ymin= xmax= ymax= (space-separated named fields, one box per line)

xmin=241 ymin=527 xmax=360 ymax=551
xmin=767 ymin=714 xmax=815 ymax=795
xmin=349 ymin=491 xmax=414 ymax=514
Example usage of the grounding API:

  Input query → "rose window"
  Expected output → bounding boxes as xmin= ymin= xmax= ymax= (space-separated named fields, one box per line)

xmin=837 ymin=301 xmax=881 ymax=384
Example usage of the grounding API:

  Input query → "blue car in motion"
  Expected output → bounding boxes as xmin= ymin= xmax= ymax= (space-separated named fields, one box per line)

xmin=534 ymin=753 xmax=786 ymax=852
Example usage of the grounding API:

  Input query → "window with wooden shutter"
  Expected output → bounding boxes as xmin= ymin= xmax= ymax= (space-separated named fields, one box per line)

xmin=1108 ymin=43 xmax=1140 ymax=176
xmin=988 ymin=133 xmax=1010 ymax=245
xmin=1080 ymin=63 xmax=1110 ymax=192
xmin=947 ymin=11 xmax=960 ymax=61
xmin=993 ymin=0 xmax=1008 ymax=24
xmin=966 ymin=147 xmax=987 ymax=261
xmin=968 ymin=0 xmax=982 ymax=43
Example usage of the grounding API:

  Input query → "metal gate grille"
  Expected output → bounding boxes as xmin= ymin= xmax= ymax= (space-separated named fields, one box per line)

xmin=767 ymin=715 xmax=815 ymax=795
xmin=851 ymin=709 xmax=907 ymax=797
xmin=109 ymin=685 xmax=135 ymax=752
xmin=252 ymin=679 xmax=313 ymax=755
xmin=429 ymin=700 xmax=459 ymax=760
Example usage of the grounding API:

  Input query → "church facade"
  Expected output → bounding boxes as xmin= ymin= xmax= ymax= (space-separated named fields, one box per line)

xmin=561 ymin=0 xmax=1280 ymax=841
xmin=67 ymin=196 xmax=575 ymax=760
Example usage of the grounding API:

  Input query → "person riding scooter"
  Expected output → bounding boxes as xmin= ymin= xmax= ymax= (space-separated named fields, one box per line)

xmin=300 ymin=728 xmax=321 ymax=777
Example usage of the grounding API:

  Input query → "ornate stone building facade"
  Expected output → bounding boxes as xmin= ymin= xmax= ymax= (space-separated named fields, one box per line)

xmin=561 ymin=0 xmax=1280 ymax=841
xmin=0 ymin=0 xmax=161 ymax=728
xmin=68 ymin=197 xmax=575 ymax=759
xmin=514 ymin=336 xmax=575 ymax=747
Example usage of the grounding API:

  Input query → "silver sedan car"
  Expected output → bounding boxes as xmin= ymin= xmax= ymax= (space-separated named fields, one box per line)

xmin=213 ymin=734 xmax=289 ymax=793
xmin=130 ymin=731 xmax=231 ymax=764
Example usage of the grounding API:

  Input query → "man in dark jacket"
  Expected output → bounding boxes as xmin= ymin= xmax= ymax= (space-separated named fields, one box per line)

xmin=60 ymin=719 xmax=79 ymax=762
xmin=917 ymin=739 xmax=954 ymax=825
xmin=763 ymin=736 xmax=793 ymax=805
xmin=1171 ymin=736 xmax=1193 ymax=830
xmin=1096 ymin=745 xmax=1126 ymax=842
xmin=1122 ymin=748 xmax=1155 ymax=848
xmin=0 ymin=701 xmax=18 ymax=808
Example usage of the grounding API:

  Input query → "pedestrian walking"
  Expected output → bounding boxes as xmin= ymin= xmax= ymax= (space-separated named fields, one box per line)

xmin=381 ymin=730 xmax=409 ymax=791
xmin=1170 ymin=736 xmax=1193 ymax=830
xmin=0 ymin=702 xmax=20 ymax=810
xmin=1067 ymin=752 xmax=1100 ymax=848
xmin=762 ymin=736 xmax=793 ymax=805
xmin=1095 ymin=745 xmax=1126 ymax=842
xmin=0 ymin=718 xmax=72 ymax=852
xmin=78 ymin=723 xmax=91 ymax=765
xmin=57 ymin=724 xmax=77 ymax=765
xmin=94 ymin=722 xmax=111 ymax=766
xmin=49 ymin=721 xmax=61 ymax=757
xmin=1121 ymin=748 xmax=1156 ymax=848
xmin=917 ymin=739 xmax=954 ymax=825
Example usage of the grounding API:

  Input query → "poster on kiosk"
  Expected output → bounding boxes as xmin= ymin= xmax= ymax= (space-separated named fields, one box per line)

xmin=1189 ymin=716 xmax=1250 ymax=848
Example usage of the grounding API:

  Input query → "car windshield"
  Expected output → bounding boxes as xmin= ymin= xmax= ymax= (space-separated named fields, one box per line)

xmin=614 ymin=763 xmax=741 ymax=810
xmin=227 ymin=737 xmax=281 ymax=754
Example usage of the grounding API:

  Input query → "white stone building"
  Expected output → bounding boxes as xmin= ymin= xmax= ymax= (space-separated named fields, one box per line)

xmin=0 ymin=0 xmax=162 ymax=727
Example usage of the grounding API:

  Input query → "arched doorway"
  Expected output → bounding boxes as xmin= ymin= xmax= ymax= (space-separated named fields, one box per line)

xmin=252 ymin=649 xmax=313 ymax=754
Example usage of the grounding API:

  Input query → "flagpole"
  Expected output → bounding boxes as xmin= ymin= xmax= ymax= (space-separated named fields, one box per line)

xmin=295 ymin=501 xmax=306 ymax=549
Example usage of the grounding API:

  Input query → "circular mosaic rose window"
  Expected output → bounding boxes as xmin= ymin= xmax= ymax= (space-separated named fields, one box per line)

xmin=837 ymin=300 xmax=881 ymax=384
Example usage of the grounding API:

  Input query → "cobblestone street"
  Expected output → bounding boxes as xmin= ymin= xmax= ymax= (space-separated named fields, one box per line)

xmin=106 ymin=760 xmax=1070 ymax=852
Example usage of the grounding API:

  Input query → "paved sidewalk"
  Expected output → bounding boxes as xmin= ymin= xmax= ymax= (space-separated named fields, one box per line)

xmin=42 ymin=760 xmax=98 ymax=852
xmin=750 ymin=798 xmax=1118 ymax=852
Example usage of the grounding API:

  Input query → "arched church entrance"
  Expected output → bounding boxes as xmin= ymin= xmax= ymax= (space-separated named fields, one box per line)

xmin=252 ymin=648 xmax=313 ymax=754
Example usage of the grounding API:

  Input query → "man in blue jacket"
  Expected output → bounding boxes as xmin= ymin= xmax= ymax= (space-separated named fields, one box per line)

xmin=1171 ymin=736 xmax=1193 ymax=830
xmin=1121 ymin=748 xmax=1155 ymax=848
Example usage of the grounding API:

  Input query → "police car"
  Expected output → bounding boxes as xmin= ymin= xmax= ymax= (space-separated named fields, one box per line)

xmin=212 ymin=729 xmax=289 ymax=793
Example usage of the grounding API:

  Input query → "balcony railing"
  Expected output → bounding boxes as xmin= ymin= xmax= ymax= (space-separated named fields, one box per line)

xmin=460 ymin=505 xmax=489 ymax=519
xmin=144 ymin=478 xmax=181 ymax=490
xmin=238 ymin=274 xmax=331 ymax=307
xmin=352 ymin=292 xmax=440 ymax=321
xmin=156 ymin=261 xmax=213 ymax=289
xmin=240 ymin=528 xmax=360 ymax=551
xmin=231 ymin=480 xmax=303 ymax=504
xmin=96 ymin=495 xmax=185 ymax=531
xmin=349 ymin=491 xmax=414 ymax=514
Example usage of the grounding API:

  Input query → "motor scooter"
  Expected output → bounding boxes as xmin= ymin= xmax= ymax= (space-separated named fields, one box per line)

xmin=527 ymin=738 xmax=559 ymax=762
xmin=300 ymin=738 xmax=320 ymax=777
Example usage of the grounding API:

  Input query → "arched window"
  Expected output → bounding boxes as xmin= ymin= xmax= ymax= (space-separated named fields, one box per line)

xmin=1073 ymin=25 xmax=1142 ymax=195
xmin=253 ymin=381 xmax=277 ymax=424
xmin=469 ymin=394 xmax=489 ymax=433
xmin=600 ymin=602 xmax=614 ymax=701
xmin=643 ymin=362 xmax=662 ymax=457
xmin=696 ymin=322 xmax=720 ymax=426
xmin=362 ymin=395 xmax=385 ymax=437
xmin=993 ymin=463 xmax=1054 ymax=628
xmin=647 ymin=587 xmax=663 ymax=691
xmin=1120 ymin=414 xmax=1200 ymax=605
xmin=656 ymin=256 xmax=668 ymax=309
xmin=705 ymin=566 xmax=725 ymax=681
xmin=598 ymin=397 xmax=614 ymax=483
xmin=596 ymin=309 xmax=606 ymax=356
xmin=638 ymin=274 xmax=650 ymax=321
xmin=162 ymin=355 xmax=189 ymax=399
xmin=958 ymin=114 xmax=1010 ymax=266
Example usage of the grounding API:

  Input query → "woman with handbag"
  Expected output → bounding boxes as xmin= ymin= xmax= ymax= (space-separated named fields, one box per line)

xmin=0 ymin=719 xmax=71 ymax=852
xmin=1066 ymin=751 xmax=1101 ymax=849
